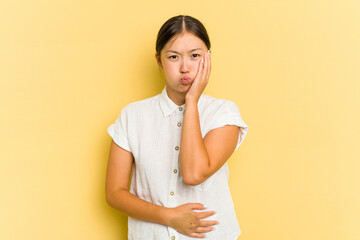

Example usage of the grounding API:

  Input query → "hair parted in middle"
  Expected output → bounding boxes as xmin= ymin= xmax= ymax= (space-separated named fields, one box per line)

xmin=155 ymin=15 xmax=211 ymax=55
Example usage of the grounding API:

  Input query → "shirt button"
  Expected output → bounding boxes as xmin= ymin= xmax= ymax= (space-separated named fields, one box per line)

xmin=171 ymin=236 xmax=176 ymax=240
xmin=170 ymin=191 xmax=174 ymax=196
xmin=177 ymin=122 xmax=182 ymax=127
xmin=173 ymin=169 xmax=178 ymax=174
xmin=175 ymin=146 xmax=179 ymax=150
xmin=179 ymin=107 xmax=183 ymax=111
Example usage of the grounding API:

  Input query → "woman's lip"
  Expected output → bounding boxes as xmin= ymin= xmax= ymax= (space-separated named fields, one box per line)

xmin=181 ymin=77 xmax=191 ymax=84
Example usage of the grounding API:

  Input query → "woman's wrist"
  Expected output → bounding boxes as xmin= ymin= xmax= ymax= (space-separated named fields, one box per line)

xmin=161 ymin=206 xmax=175 ymax=227
xmin=185 ymin=95 xmax=199 ymax=106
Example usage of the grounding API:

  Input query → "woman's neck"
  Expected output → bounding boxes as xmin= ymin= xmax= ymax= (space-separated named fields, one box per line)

xmin=166 ymin=88 xmax=186 ymax=106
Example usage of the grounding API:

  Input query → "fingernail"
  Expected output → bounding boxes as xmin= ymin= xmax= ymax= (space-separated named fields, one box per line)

xmin=203 ymin=204 xmax=207 ymax=209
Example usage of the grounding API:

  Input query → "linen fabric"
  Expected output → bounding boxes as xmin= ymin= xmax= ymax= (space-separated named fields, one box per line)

xmin=107 ymin=87 xmax=248 ymax=240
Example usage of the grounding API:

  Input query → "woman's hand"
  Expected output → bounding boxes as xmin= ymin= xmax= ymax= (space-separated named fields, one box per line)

xmin=185 ymin=50 xmax=211 ymax=103
xmin=167 ymin=203 xmax=218 ymax=238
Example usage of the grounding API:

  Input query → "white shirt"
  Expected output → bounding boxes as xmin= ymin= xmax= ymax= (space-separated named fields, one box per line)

xmin=107 ymin=87 xmax=248 ymax=240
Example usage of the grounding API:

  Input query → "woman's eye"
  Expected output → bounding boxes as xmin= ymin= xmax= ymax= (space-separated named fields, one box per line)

xmin=168 ymin=55 xmax=178 ymax=59
xmin=192 ymin=53 xmax=200 ymax=58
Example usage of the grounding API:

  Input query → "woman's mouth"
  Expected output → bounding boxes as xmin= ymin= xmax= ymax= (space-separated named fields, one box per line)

xmin=181 ymin=77 xmax=191 ymax=84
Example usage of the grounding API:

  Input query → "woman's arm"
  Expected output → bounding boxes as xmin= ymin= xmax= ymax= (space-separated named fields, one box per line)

xmin=105 ymin=140 xmax=218 ymax=238
xmin=180 ymin=103 xmax=239 ymax=186
xmin=105 ymin=140 xmax=167 ymax=224
xmin=180 ymin=51 xmax=240 ymax=186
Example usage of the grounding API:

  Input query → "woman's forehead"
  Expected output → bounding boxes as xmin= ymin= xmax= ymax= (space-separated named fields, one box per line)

xmin=163 ymin=32 xmax=207 ymax=52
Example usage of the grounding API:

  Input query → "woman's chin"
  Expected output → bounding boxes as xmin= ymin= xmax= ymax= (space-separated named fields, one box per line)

xmin=179 ymin=85 xmax=192 ymax=93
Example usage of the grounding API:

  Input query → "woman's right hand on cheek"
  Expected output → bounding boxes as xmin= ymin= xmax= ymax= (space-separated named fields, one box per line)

xmin=185 ymin=51 xmax=211 ymax=104
xmin=166 ymin=203 xmax=218 ymax=238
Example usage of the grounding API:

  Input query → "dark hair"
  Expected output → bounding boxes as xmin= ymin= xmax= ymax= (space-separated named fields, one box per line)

xmin=156 ymin=15 xmax=211 ymax=55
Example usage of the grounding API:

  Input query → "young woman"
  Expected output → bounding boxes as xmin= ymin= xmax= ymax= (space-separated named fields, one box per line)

xmin=106 ymin=15 xmax=248 ymax=240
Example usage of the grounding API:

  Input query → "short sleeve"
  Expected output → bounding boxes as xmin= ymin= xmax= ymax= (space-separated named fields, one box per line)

xmin=204 ymin=100 xmax=248 ymax=150
xmin=107 ymin=107 xmax=131 ymax=152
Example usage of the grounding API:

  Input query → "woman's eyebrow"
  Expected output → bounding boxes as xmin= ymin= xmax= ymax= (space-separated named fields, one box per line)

xmin=166 ymin=48 xmax=203 ymax=54
xmin=188 ymin=48 xmax=203 ymax=52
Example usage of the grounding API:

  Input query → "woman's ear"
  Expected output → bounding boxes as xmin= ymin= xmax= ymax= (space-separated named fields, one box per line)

xmin=155 ymin=53 xmax=163 ymax=69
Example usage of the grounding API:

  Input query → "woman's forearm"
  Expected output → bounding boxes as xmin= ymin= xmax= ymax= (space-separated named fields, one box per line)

xmin=107 ymin=189 xmax=170 ymax=226
xmin=180 ymin=100 xmax=210 ymax=185
xmin=107 ymin=187 xmax=218 ymax=237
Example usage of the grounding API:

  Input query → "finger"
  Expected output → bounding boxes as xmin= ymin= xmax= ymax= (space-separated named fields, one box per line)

xmin=196 ymin=210 xmax=216 ymax=219
xmin=206 ymin=50 xmax=211 ymax=80
xmin=198 ymin=220 xmax=219 ymax=227
xmin=201 ymin=52 xmax=208 ymax=82
xmin=195 ymin=226 xmax=216 ymax=233
xmin=194 ymin=55 xmax=205 ymax=82
xmin=189 ymin=233 xmax=207 ymax=238
xmin=189 ymin=203 xmax=206 ymax=210
xmin=200 ymin=51 xmax=210 ymax=85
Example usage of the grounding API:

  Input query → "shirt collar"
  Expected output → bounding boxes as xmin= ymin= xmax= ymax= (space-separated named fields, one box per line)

xmin=159 ymin=87 xmax=186 ymax=117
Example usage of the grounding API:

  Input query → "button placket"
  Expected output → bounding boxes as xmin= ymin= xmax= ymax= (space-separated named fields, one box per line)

xmin=167 ymin=109 xmax=183 ymax=239
xmin=168 ymin=229 xmax=178 ymax=240
xmin=167 ymin=110 xmax=183 ymax=208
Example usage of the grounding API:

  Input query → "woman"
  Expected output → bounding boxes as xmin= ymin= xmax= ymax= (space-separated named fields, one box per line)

xmin=106 ymin=15 xmax=248 ymax=239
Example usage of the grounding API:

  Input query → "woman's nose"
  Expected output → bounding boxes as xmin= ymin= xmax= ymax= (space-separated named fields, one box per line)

xmin=180 ymin=59 xmax=190 ymax=73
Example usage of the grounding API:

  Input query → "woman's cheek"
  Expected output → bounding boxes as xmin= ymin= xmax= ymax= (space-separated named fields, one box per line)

xmin=165 ymin=61 xmax=178 ymax=70
xmin=193 ymin=60 xmax=201 ymax=72
xmin=169 ymin=63 xmax=179 ymax=75
xmin=164 ymin=64 xmax=179 ymax=79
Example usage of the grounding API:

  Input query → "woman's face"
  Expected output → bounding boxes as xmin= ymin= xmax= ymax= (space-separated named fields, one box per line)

xmin=156 ymin=31 xmax=208 ymax=103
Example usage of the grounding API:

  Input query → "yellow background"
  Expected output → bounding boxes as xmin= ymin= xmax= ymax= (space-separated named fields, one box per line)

xmin=1 ymin=0 xmax=359 ymax=239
